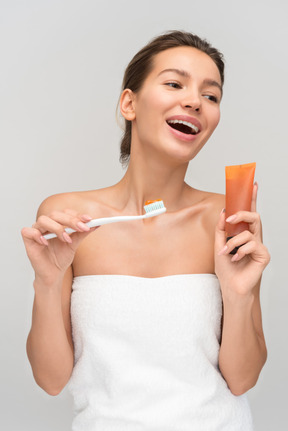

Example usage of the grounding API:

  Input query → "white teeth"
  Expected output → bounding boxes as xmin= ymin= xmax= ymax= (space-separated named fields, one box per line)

xmin=167 ymin=119 xmax=199 ymax=133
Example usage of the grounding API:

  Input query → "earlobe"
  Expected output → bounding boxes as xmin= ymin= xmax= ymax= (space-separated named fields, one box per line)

xmin=120 ymin=89 xmax=136 ymax=121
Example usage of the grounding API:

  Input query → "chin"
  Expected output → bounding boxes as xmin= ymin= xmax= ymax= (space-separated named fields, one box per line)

xmin=166 ymin=141 xmax=206 ymax=164
xmin=162 ymin=149 xmax=199 ymax=166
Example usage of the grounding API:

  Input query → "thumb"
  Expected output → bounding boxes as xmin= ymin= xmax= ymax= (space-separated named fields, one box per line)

xmin=214 ymin=209 xmax=227 ymax=254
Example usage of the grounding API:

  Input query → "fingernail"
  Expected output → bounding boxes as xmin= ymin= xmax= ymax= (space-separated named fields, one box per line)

xmin=221 ymin=208 xmax=226 ymax=214
xmin=76 ymin=221 xmax=90 ymax=231
xmin=40 ymin=236 xmax=49 ymax=246
xmin=63 ymin=232 xmax=72 ymax=243
xmin=81 ymin=214 xmax=92 ymax=222
xmin=226 ymin=215 xmax=237 ymax=223
xmin=218 ymin=245 xmax=228 ymax=255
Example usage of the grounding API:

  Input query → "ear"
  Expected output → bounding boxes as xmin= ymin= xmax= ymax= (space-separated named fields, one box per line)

xmin=119 ymin=89 xmax=136 ymax=121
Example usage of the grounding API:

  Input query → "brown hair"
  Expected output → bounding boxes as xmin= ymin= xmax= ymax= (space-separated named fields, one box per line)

xmin=119 ymin=30 xmax=225 ymax=166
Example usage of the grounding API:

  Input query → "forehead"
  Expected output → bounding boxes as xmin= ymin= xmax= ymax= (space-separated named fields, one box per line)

xmin=149 ymin=46 xmax=221 ymax=83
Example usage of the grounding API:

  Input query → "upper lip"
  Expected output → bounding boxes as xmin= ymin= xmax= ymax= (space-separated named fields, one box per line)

xmin=166 ymin=115 xmax=202 ymax=133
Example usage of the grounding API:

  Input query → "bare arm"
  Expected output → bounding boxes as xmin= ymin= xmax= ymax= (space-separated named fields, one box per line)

xmin=214 ymin=184 xmax=270 ymax=395
xmin=22 ymin=196 xmax=98 ymax=395
xmin=26 ymin=268 xmax=74 ymax=395
xmin=218 ymin=280 xmax=267 ymax=395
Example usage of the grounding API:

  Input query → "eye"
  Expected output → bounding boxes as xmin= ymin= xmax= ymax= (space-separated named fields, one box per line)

xmin=165 ymin=82 xmax=182 ymax=89
xmin=203 ymin=94 xmax=219 ymax=103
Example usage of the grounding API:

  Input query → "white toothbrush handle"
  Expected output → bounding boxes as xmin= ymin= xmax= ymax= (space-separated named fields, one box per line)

xmin=87 ymin=214 xmax=148 ymax=226
xmin=43 ymin=214 xmax=146 ymax=240
xmin=43 ymin=207 xmax=166 ymax=240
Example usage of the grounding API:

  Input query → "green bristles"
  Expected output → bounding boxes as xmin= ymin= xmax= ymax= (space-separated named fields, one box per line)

xmin=144 ymin=200 xmax=165 ymax=213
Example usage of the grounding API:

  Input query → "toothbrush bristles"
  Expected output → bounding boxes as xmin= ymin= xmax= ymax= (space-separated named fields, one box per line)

xmin=144 ymin=200 xmax=166 ymax=213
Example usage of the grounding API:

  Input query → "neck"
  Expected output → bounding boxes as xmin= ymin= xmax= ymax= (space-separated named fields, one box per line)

xmin=114 ymin=149 xmax=190 ymax=214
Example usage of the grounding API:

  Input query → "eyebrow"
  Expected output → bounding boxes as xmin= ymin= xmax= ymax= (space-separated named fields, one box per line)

xmin=157 ymin=68 xmax=223 ymax=94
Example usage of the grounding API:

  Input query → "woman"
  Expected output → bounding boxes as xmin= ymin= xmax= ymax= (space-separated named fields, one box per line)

xmin=22 ymin=31 xmax=270 ymax=430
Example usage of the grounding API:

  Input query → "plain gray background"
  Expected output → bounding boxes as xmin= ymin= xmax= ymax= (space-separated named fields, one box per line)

xmin=1 ymin=0 xmax=287 ymax=429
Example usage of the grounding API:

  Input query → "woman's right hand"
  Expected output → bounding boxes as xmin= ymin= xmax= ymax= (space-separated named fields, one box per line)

xmin=21 ymin=208 xmax=98 ymax=286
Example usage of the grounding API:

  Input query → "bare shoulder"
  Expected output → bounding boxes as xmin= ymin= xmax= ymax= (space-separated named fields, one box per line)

xmin=184 ymin=187 xmax=225 ymax=233
xmin=36 ymin=187 xmax=114 ymax=218
xmin=186 ymin=186 xmax=224 ymax=213
xmin=203 ymin=190 xmax=225 ymax=217
xmin=200 ymin=190 xmax=225 ymax=229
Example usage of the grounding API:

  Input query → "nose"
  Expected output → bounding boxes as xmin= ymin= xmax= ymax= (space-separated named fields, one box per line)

xmin=181 ymin=90 xmax=201 ymax=112
xmin=185 ymin=104 xmax=200 ymax=112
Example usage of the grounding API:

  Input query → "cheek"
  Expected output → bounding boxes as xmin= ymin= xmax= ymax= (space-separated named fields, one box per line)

xmin=209 ymin=108 xmax=221 ymax=131
xmin=136 ymin=93 xmax=168 ymax=131
xmin=135 ymin=93 xmax=157 ymax=123
xmin=137 ymin=86 xmax=172 ymax=113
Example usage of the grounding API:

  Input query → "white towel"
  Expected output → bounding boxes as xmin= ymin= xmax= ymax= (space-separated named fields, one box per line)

xmin=68 ymin=274 xmax=253 ymax=431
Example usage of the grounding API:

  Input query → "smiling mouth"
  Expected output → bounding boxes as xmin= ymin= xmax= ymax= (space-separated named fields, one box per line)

xmin=167 ymin=119 xmax=200 ymax=135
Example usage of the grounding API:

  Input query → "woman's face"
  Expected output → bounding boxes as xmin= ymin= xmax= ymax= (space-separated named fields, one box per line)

xmin=129 ymin=46 xmax=222 ymax=164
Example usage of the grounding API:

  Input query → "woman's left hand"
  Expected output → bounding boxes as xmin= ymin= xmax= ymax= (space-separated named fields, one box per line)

xmin=214 ymin=183 xmax=270 ymax=296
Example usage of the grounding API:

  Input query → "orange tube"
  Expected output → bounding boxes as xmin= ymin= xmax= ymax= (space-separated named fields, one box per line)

xmin=225 ymin=162 xmax=256 ymax=239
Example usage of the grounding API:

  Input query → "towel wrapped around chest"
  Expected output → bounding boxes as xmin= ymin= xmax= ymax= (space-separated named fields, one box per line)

xmin=68 ymin=274 xmax=253 ymax=431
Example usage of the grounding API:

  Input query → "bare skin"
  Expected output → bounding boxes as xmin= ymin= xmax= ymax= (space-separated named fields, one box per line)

xmin=22 ymin=46 xmax=270 ymax=396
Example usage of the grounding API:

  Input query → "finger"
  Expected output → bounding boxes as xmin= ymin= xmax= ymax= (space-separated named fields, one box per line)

xmin=34 ymin=216 xmax=75 ymax=243
xmin=33 ymin=215 xmax=69 ymax=241
xmin=80 ymin=214 xmax=93 ymax=222
xmin=230 ymin=240 xmax=256 ymax=262
xmin=63 ymin=209 xmax=93 ymax=223
xmin=34 ymin=213 xmax=91 ymax=242
xmin=21 ymin=227 xmax=47 ymax=247
xmin=251 ymin=182 xmax=258 ymax=213
xmin=230 ymin=240 xmax=270 ymax=267
xmin=225 ymin=210 xmax=262 ymax=238
xmin=214 ymin=209 xmax=227 ymax=253
xmin=47 ymin=211 xmax=92 ymax=233
xmin=218 ymin=229 xmax=254 ymax=256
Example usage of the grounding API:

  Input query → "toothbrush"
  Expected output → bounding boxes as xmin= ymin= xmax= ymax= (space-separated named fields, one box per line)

xmin=43 ymin=199 xmax=166 ymax=240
